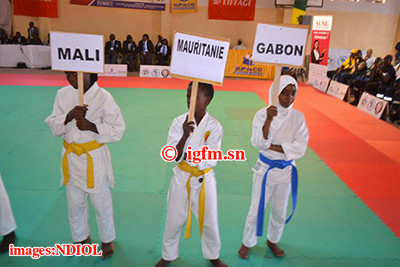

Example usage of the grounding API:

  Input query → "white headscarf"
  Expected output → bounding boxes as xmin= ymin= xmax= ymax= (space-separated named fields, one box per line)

xmin=268 ymin=75 xmax=298 ymax=136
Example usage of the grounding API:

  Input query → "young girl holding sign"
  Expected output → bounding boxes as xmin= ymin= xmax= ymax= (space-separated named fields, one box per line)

xmin=238 ymin=75 xmax=309 ymax=259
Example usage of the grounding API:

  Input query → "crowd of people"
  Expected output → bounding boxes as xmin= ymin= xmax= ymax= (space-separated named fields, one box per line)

xmin=0 ymin=22 xmax=49 ymax=46
xmin=328 ymin=44 xmax=400 ymax=123
xmin=104 ymin=33 xmax=171 ymax=71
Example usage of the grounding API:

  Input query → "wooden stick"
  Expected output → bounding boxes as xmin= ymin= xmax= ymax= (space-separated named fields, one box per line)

xmin=188 ymin=81 xmax=198 ymax=122
xmin=78 ymin=72 xmax=84 ymax=106
xmin=272 ymin=65 xmax=282 ymax=106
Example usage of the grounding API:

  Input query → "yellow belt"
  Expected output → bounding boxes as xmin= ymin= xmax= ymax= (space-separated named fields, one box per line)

xmin=62 ymin=139 xmax=104 ymax=189
xmin=178 ymin=161 xmax=212 ymax=239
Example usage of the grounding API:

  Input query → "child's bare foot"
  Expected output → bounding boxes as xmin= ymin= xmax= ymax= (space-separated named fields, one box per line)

xmin=267 ymin=240 xmax=284 ymax=257
xmin=210 ymin=258 xmax=228 ymax=267
xmin=155 ymin=259 xmax=171 ymax=267
xmin=101 ymin=241 xmax=114 ymax=259
xmin=238 ymin=244 xmax=250 ymax=259
xmin=74 ymin=236 xmax=91 ymax=244
xmin=0 ymin=231 xmax=16 ymax=253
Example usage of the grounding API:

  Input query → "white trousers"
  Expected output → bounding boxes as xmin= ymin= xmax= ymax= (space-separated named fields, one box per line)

xmin=162 ymin=170 xmax=221 ymax=261
xmin=66 ymin=180 xmax=115 ymax=243
xmin=0 ymin=174 xmax=17 ymax=236
xmin=242 ymin=171 xmax=291 ymax=247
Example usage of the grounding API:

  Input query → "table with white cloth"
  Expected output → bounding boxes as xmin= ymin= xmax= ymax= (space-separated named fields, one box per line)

xmin=0 ymin=45 xmax=51 ymax=68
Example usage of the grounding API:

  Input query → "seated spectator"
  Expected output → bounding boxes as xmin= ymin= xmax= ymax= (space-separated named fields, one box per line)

xmin=155 ymin=34 xmax=163 ymax=51
xmin=335 ymin=49 xmax=358 ymax=83
xmin=122 ymin=35 xmax=138 ymax=72
xmin=364 ymin=49 xmax=375 ymax=69
xmin=138 ymin=34 xmax=154 ymax=65
xmin=45 ymin=33 xmax=50 ymax=46
xmin=366 ymin=55 xmax=396 ymax=98
xmin=232 ymin=39 xmax=246 ymax=50
xmin=388 ymin=82 xmax=400 ymax=123
xmin=156 ymin=38 xmax=171 ymax=66
xmin=337 ymin=49 xmax=360 ymax=84
xmin=29 ymin=33 xmax=42 ymax=45
xmin=383 ymin=78 xmax=400 ymax=102
xmin=349 ymin=57 xmax=382 ymax=105
xmin=105 ymin=34 xmax=122 ymax=64
xmin=0 ymin=29 xmax=10 ymax=44
xmin=27 ymin=21 xmax=39 ymax=43
xmin=395 ymin=42 xmax=400 ymax=65
xmin=11 ymin=32 xmax=27 ymax=45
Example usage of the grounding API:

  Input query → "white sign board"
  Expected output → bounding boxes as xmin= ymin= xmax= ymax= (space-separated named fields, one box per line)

xmin=327 ymin=80 xmax=348 ymax=100
xmin=312 ymin=16 xmax=333 ymax=31
xmin=357 ymin=92 xmax=388 ymax=119
xmin=51 ymin=32 xmax=104 ymax=73
xmin=311 ymin=75 xmax=330 ymax=93
xmin=98 ymin=64 xmax=127 ymax=77
xmin=252 ymin=23 xmax=308 ymax=67
xmin=140 ymin=65 xmax=171 ymax=78
xmin=170 ymin=32 xmax=230 ymax=86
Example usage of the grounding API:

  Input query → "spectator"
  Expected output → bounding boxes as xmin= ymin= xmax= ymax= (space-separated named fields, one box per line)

xmin=11 ymin=32 xmax=27 ymax=45
xmin=364 ymin=49 xmax=375 ymax=69
xmin=138 ymin=33 xmax=154 ymax=65
xmin=27 ymin=21 xmax=39 ymax=42
xmin=0 ymin=29 xmax=10 ymax=44
xmin=156 ymin=38 xmax=171 ymax=66
xmin=233 ymin=39 xmax=246 ymax=50
xmin=105 ymin=34 xmax=122 ymax=64
xmin=349 ymin=57 xmax=383 ymax=105
xmin=29 ymin=33 xmax=42 ymax=45
xmin=394 ymin=42 xmax=400 ymax=65
xmin=383 ymin=78 xmax=400 ymax=102
xmin=45 ymin=33 xmax=50 ymax=46
xmin=122 ymin=35 xmax=138 ymax=72
xmin=155 ymin=34 xmax=163 ymax=51
xmin=336 ymin=49 xmax=359 ymax=84
xmin=374 ymin=55 xmax=396 ymax=98
xmin=310 ymin=40 xmax=327 ymax=64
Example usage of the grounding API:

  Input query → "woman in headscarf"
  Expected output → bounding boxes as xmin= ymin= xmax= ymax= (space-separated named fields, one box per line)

xmin=238 ymin=75 xmax=309 ymax=260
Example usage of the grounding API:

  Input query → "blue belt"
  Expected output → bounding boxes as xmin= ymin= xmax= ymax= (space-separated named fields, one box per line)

xmin=256 ymin=153 xmax=298 ymax=237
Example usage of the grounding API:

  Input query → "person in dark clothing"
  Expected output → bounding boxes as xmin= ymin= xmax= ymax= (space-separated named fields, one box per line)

xmin=138 ymin=34 xmax=154 ymax=65
xmin=156 ymin=38 xmax=171 ymax=66
xmin=122 ymin=35 xmax=138 ymax=71
xmin=105 ymin=34 xmax=122 ymax=64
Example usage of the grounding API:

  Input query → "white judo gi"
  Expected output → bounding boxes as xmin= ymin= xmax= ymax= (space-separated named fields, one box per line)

xmin=162 ymin=112 xmax=223 ymax=261
xmin=45 ymin=82 xmax=126 ymax=243
xmin=242 ymin=76 xmax=309 ymax=247
xmin=0 ymin=173 xmax=17 ymax=236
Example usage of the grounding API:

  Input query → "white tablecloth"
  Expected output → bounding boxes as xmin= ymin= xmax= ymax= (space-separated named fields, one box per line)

xmin=0 ymin=45 xmax=51 ymax=68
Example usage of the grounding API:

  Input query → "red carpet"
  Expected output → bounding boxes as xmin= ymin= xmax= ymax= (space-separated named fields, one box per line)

xmin=1 ymin=73 xmax=399 ymax=238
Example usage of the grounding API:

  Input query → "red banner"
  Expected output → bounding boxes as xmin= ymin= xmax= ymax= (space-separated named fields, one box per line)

xmin=208 ymin=0 xmax=255 ymax=21
xmin=13 ymin=0 xmax=58 ymax=18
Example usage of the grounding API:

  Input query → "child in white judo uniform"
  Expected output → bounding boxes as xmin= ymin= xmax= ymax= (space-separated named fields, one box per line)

xmin=45 ymin=72 xmax=126 ymax=259
xmin=156 ymin=82 xmax=227 ymax=267
xmin=0 ymin=172 xmax=17 ymax=253
xmin=238 ymin=75 xmax=309 ymax=259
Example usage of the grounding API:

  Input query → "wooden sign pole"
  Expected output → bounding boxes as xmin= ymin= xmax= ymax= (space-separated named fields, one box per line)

xmin=188 ymin=81 xmax=198 ymax=122
xmin=271 ymin=65 xmax=282 ymax=106
xmin=77 ymin=72 xmax=84 ymax=106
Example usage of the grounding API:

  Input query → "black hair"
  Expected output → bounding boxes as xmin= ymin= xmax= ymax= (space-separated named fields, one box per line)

xmin=188 ymin=81 xmax=214 ymax=100
xmin=384 ymin=54 xmax=393 ymax=63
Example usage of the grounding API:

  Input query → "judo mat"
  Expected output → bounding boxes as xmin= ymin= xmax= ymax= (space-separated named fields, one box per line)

xmin=0 ymin=74 xmax=399 ymax=266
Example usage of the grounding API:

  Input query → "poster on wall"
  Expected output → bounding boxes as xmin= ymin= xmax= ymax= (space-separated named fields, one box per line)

xmin=171 ymin=0 xmax=197 ymax=13
xmin=14 ymin=0 xmax=58 ymax=18
xmin=208 ymin=0 xmax=256 ymax=21
xmin=70 ymin=0 xmax=166 ymax=11
xmin=225 ymin=49 xmax=274 ymax=80
xmin=309 ymin=15 xmax=332 ymax=83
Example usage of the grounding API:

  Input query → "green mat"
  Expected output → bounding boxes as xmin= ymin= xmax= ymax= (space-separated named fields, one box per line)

xmin=0 ymin=85 xmax=399 ymax=266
